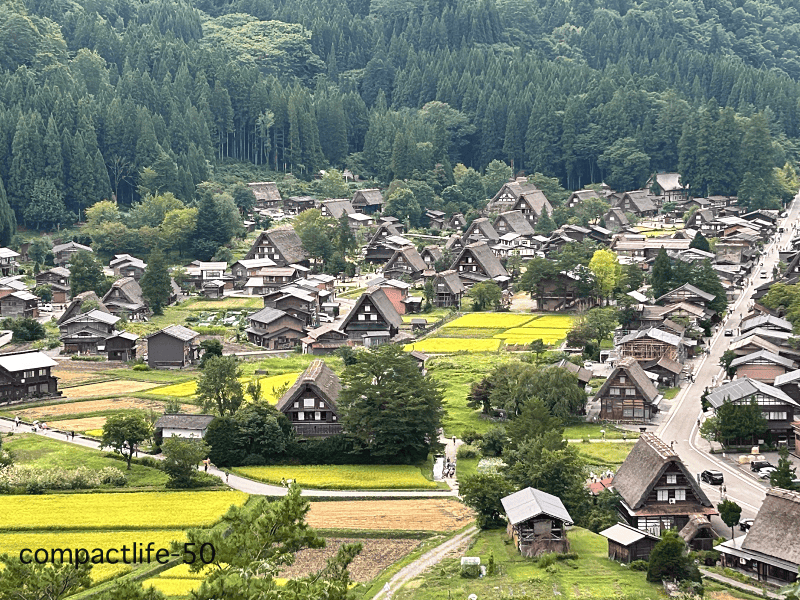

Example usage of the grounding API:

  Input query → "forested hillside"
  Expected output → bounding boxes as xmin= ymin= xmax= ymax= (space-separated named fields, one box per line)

xmin=2 ymin=0 xmax=800 ymax=243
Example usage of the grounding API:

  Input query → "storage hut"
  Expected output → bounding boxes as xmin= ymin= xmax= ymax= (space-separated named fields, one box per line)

xmin=501 ymin=487 xmax=573 ymax=557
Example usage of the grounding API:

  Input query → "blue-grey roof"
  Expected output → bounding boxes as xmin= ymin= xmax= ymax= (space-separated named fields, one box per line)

xmin=706 ymin=377 xmax=798 ymax=409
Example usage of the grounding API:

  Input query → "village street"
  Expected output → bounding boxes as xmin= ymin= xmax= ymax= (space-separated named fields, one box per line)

xmin=657 ymin=191 xmax=800 ymax=537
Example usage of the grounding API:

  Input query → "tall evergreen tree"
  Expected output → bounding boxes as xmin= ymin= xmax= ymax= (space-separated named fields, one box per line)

xmin=0 ymin=174 xmax=16 ymax=246
xmin=140 ymin=248 xmax=171 ymax=315
xmin=651 ymin=247 xmax=673 ymax=300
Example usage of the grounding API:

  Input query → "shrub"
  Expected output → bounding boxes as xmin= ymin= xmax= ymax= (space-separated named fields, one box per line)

xmin=132 ymin=364 xmax=150 ymax=371
xmin=480 ymin=426 xmax=506 ymax=457
xmin=460 ymin=563 xmax=480 ymax=578
xmin=630 ymin=560 xmax=648 ymax=571
xmin=241 ymin=453 xmax=266 ymax=466
xmin=0 ymin=465 xmax=126 ymax=493
xmin=537 ymin=553 xmax=558 ymax=568
xmin=70 ymin=355 xmax=104 ymax=362
xmin=461 ymin=429 xmax=483 ymax=445
xmin=456 ymin=444 xmax=480 ymax=459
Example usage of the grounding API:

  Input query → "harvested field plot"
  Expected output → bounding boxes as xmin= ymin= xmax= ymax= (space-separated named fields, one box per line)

xmin=50 ymin=416 xmax=107 ymax=431
xmin=52 ymin=370 xmax=106 ymax=385
xmin=404 ymin=338 xmax=501 ymax=353
xmin=0 ymin=490 xmax=248 ymax=531
xmin=280 ymin=538 xmax=420 ymax=582
xmin=62 ymin=380 xmax=161 ymax=398
xmin=16 ymin=398 xmax=200 ymax=420
xmin=187 ymin=297 xmax=262 ymax=310
xmin=306 ymin=499 xmax=474 ymax=531
xmin=443 ymin=313 xmax=533 ymax=329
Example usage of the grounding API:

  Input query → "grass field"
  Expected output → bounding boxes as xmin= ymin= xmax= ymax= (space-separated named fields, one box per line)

xmin=404 ymin=338 xmax=502 ymax=353
xmin=0 ymin=530 xmax=188 ymax=583
xmin=574 ymin=441 xmax=636 ymax=468
xmin=3 ymin=434 xmax=169 ymax=488
xmin=187 ymin=297 xmax=262 ymax=310
xmin=563 ymin=423 xmax=639 ymax=440
xmin=232 ymin=465 xmax=440 ymax=490
xmin=0 ymin=490 xmax=248 ymax=531
xmin=427 ymin=354 xmax=515 ymax=436
xmin=393 ymin=527 xmax=663 ymax=600
xmin=443 ymin=313 xmax=534 ymax=329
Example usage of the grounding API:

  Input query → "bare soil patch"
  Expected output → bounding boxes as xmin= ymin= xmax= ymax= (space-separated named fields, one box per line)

xmin=16 ymin=398 xmax=200 ymax=420
xmin=52 ymin=370 xmax=106 ymax=385
xmin=61 ymin=380 xmax=161 ymax=398
xmin=49 ymin=416 xmax=108 ymax=431
xmin=306 ymin=500 xmax=474 ymax=532
xmin=280 ymin=538 xmax=420 ymax=582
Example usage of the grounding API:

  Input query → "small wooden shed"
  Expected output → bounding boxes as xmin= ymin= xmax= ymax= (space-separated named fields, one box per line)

xmin=600 ymin=522 xmax=659 ymax=563
xmin=501 ymin=487 xmax=573 ymax=558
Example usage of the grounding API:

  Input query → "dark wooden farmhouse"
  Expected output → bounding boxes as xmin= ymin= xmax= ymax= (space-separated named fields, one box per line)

xmin=618 ymin=328 xmax=685 ymax=364
xmin=244 ymin=227 xmax=309 ymax=267
xmin=245 ymin=307 xmax=305 ymax=350
xmin=450 ymin=241 xmax=510 ymax=289
xmin=59 ymin=309 xmax=120 ymax=355
xmin=383 ymin=246 xmax=427 ymax=281
xmin=340 ymin=287 xmax=402 ymax=345
xmin=301 ymin=323 xmax=349 ymax=355
xmin=102 ymin=277 xmax=148 ymax=321
xmin=592 ymin=358 xmax=663 ymax=423
xmin=706 ymin=377 xmax=799 ymax=447
xmin=248 ymin=181 xmax=282 ymax=210
xmin=612 ymin=433 xmax=716 ymax=539
xmin=600 ymin=522 xmax=660 ymax=563
xmin=730 ymin=350 xmax=796 ymax=383
xmin=0 ymin=350 xmax=60 ymax=404
xmin=35 ymin=267 xmax=70 ymax=304
xmin=276 ymin=360 xmax=342 ymax=438
xmin=104 ymin=331 xmax=139 ymax=361
xmin=501 ymin=487 xmax=573 ymax=558
xmin=432 ymin=270 xmax=465 ymax=308
xmin=351 ymin=189 xmax=384 ymax=214
xmin=52 ymin=241 xmax=92 ymax=266
xmin=718 ymin=488 xmax=800 ymax=585
xmin=146 ymin=325 xmax=200 ymax=369
xmin=0 ymin=291 xmax=38 ymax=318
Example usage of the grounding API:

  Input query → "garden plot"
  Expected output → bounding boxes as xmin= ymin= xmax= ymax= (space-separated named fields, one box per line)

xmin=305 ymin=499 xmax=474 ymax=531
xmin=280 ymin=538 xmax=421 ymax=582
xmin=61 ymin=380 xmax=162 ymax=398
xmin=51 ymin=369 xmax=107 ymax=386
xmin=16 ymin=398 xmax=200 ymax=421
xmin=232 ymin=465 xmax=439 ymax=490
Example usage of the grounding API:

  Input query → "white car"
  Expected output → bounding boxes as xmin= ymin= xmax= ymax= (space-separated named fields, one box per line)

xmin=40 ymin=303 xmax=53 ymax=312
xmin=758 ymin=467 xmax=777 ymax=479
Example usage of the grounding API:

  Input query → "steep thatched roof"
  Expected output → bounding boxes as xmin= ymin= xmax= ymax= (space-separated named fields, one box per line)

xmin=741 ymin=488 xmax=800 ymax=566
xmin=611 ymin=433 xmax=712 ymax=510
xmin=276 ymin=359 xmax=341 ymax=413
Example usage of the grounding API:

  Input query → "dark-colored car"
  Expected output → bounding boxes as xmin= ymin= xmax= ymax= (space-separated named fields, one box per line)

xmin=750 ymin=460 xmax=774 ymax=472
xmin=739 ymin=518 xmax=755 ymax=531
xmin=701 ymin=470 xmax=724 ymax=485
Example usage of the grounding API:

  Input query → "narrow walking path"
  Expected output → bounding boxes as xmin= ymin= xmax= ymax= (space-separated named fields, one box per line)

xmin=372 ymin=526 xmax=479 ymax=600
xmin=700 ymin=568 xmax=783 ymax=600
xmin=0 ymin=417 xmax=458 ymax=498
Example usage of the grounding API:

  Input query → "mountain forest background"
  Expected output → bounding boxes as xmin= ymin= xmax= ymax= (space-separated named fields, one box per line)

xmin=2 ymin=0 xmax=800 ymax=255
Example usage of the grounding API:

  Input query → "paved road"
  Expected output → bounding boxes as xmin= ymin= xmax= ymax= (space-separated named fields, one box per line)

xmin=657 ymin=193 xmax=800 ymax=536
xmin=0 ymin=417 xmax=458 ymax=498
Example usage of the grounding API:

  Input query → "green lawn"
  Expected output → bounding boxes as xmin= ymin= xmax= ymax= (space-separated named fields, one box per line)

xmin=573 ymin=441 xmax=636 ymax=468
xmin=393 ymin=527 xmax=664 ymax=600
xmin=563 ymin=422 xmax=640 ymax=440
xmin=119 ymin=296 xmax=262 ymax=337
xmin=662 ymin=386 xmax=681 ymax=399
xmin=3 ymin=434 xmax=170 ymax=489
xmin=427 ymin=354 xmax=516 ymax=437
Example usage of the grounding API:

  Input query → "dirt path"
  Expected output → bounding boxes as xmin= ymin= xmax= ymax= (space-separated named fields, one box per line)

xmin=372 ymin=525 xmax=478 ymax=600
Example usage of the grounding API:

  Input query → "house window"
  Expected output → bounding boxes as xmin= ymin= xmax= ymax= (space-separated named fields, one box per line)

xmin=370 ymin=314 xmax=377 ymax=321
xmin=358 ymin=314 xmax=365 ymax=320
xmin=610 ymin=388 xmax=621 ymax=396
xmin=294 ymin=402 xmax=300 ymax=408
xmin=763 ymin=411 xmax=787 ymax=420
xmin=626 ymin=388 xmax=636 ymax=396
xmin=619 ymin=376 xmax=626 ymax=383
xmin=633 ymin=407 xmax=644 ymax=418
xmin=622 ymin=408 xmax=633 ymax=417
xmin=319 ymin=401 xmax=325 ymax=408
xmin=674 ymin=489 xmax=686 ymax=501
xmin=303 ymin=399 xmax=314 ymax=408
xmin=315 ymin=412 xmax=321 ymax=421
xmin=297 ymin=412 xmax=304 ymax=421
xmin=657 ymin=489 xmax=668 ymax=502
xmin=666 ymin=474 xmax=677 ymax=485
xmin=364 ymin=305 xmax=370 ymax=312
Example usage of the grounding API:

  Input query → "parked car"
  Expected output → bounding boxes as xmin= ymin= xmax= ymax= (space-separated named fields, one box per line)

xmin=739 ymin=518 xmax=755 ymax=531
xmin=701 ymin=470 xmax=724 ymax=485
xmin=40 ymin=303 xmax=53 ymax=312
xmin=750 ymin=460 xmax=774 ymax=472
xmin=758 ymin=467 xmax=777 ymax=479
xmin=724 ymin=329 xmax=733 ymax=336
xmin=760 ymin=270 xmax=768 ymax=278
xmin=583 ymin=361 xmax=594 ymax=369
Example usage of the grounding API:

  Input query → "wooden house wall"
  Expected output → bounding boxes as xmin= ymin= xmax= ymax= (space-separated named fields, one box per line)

xmin=734 ymin=363 xmax=787 ymax=383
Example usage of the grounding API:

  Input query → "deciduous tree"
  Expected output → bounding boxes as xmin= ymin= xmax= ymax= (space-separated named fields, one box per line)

xmin=101 ymin=412 xmax=151 ymax=470
xmin=196 ymin=356 xmax=245 ymax=417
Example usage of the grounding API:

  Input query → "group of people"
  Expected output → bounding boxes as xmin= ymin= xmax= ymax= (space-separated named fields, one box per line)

xmin=443 ymin=459 xmax=456 ymax=479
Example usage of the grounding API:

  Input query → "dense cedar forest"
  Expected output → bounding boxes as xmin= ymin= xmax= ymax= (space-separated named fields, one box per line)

xmin=3 ymin=0 xmax=800 ymax=240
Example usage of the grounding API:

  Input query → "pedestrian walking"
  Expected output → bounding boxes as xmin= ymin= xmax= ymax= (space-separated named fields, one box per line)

xmin=225 ymin=471 xmax=229 ymax=483
xmin=71 ymin=431 xmax=75 ymax=440
xmin=14 ymin=416 xmax=19 ymax=429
